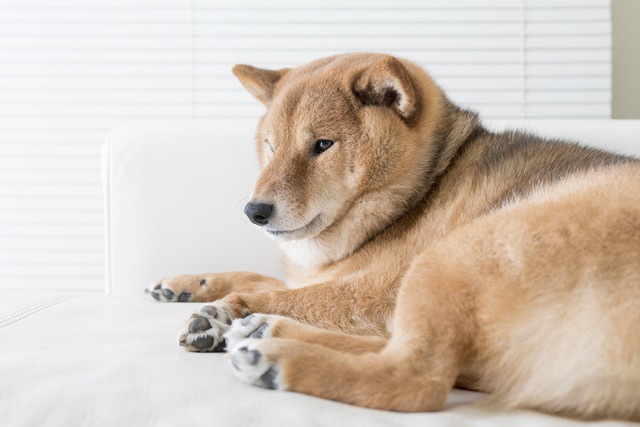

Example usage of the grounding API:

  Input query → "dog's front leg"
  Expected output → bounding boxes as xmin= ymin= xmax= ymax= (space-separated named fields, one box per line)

xmin=144 ymin=271 xmax=285 ymax=302
xmin=178 ymin=279 xmax=396 ymax=352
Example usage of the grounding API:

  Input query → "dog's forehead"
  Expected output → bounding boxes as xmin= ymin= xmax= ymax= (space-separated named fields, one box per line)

xmin=264 ymin=80 xmax=357 ymax=142
xmin=278 ymin=78 xmax=350 ymax=111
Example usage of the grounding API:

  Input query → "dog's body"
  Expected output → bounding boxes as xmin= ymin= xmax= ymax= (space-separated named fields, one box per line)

xmin=147 ymin=53 xmax=640 ymax=420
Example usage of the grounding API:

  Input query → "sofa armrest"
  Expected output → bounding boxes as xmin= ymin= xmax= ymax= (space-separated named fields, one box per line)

xmin=102 ymin=119 xmax=282 ymax=296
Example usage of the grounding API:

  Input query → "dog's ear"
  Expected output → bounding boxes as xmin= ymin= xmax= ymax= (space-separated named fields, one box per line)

xmin=353 ymin=57 xmax=418 ymax=122
xmin=232 ymin=64 xmax=289 ymax=106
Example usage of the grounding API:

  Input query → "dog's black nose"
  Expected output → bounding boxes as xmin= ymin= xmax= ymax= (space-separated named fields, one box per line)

xmin=244 ymin=202 xmax=273 ymax=226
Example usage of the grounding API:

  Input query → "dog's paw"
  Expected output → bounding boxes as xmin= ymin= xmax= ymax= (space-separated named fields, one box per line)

xmin=178 ymin=303 xmax=233 ymax=352
xmin=223 ymin=313 xmax=282 ymax=350
xmin=229 ymin=339 xmax=285 ymax=390
xmin=145 ymin=274 xmax=221 ymax=302
xmin=144 ymin=280 xmax=193 ymax=302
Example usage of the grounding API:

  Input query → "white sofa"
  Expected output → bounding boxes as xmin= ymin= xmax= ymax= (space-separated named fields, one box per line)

xmin=1 ymin=119 xmax=639 ymax=427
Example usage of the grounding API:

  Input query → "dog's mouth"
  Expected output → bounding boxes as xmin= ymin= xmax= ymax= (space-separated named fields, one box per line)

xmin=264 ymin=215 xmax=322 ymax=240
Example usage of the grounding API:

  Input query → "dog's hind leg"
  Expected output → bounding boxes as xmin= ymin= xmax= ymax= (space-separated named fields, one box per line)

xmin=224 ymin=313 xmax=388 ymax=354
xmin=228 ymin=337 xmax=454 ymax=411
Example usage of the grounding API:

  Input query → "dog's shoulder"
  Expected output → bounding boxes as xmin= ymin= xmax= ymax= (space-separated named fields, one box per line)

xmin=484 ymin=129 xmax=633 ymax=172
xmin=468 ymin=128 xmax=637 ymax=202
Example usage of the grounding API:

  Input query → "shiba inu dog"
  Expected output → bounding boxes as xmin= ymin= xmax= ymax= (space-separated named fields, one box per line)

xmin=146 ymin=53 xmax=640 ymax=420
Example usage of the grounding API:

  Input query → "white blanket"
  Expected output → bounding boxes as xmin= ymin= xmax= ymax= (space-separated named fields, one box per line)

xmin=1 ymin=293 xmax=635 ymax=427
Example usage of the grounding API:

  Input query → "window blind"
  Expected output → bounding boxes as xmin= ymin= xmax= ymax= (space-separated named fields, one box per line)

xmin=0 ymin=0 xmax=611 ymax=291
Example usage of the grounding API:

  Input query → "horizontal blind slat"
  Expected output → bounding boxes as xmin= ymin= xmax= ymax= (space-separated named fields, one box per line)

xmin=0 ymin=90 xmax=193 ymax=104
xmin=194 ymin=23 xmax=522 ymax=37
xmin=0 ymin=237 xmax=103 ymax=251
xmin=0 ymin=264 xmax=104 ymax=277
xmin=0 ymin=250 xmax=104 ymax=264
xmin=194 ymin=50 xmax=522 ymax=64
xmin=0 ymin=188 xmax=101 ymax=198
xmin=194 ymin=10 xmax=523 ymax=22
xmin=526 ymin=8 xmax=610 ymax=22
xmin=0 ymin=171 xmax=101 ymax=184
xmin=0 ymin=213 xmax=103 ymax=225
xmin=0 ymin=144 xmax=100 ymax=156
xmin=193 ymin=36 xmax=522 ymax=50
xmin=527 ymin=77 xmax=610 ymax=89
xmin=0 ymin=36 xmax=191 ymax=49
xmin=527 ymin=90 xmax=611 ymax=103
xmin=0 ymin=9 xmax=191 ymax=21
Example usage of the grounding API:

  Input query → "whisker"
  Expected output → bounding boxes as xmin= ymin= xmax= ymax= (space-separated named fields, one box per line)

xmin=234 ymin=196 xmax=250 ymax=212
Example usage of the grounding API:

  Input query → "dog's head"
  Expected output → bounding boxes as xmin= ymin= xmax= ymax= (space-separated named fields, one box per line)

xmin=233 ymin=53 xmax=472 ymax=267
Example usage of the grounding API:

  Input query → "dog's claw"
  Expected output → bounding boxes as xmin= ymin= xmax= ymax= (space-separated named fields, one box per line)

xmin=145 ymin=280 xmax=193 ymax=302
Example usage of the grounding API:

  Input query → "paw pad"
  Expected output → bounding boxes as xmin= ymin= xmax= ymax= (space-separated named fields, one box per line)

xmin=229 ymin=340 xmax=281 ymax=390
xmin=178 ymin=303 xmax=233 ymax=353
xmin=223 ymin=313 xmax=278 ymax=350
xmin=191 ymin=335 xmax=215 ymax=350
xmin=231 ymin=346 xmax=263 ymax=368
xmin=241 ymin=314 xmax=256 ymax=326
xmin=188 ymin=316 xmax=211 ymax=333
xmin=246 ymin=348 xmax=261 ymax=365
xmin=200 ymin=304 xmax=231 ymax=325
xmin=249 ymin=323 xmax=269 ymax=339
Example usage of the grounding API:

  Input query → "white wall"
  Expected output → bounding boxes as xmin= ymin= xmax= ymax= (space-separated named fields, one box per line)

xmin=612 ymin=0 xmax=640 ymax=118
xmin=0 ymin=0 xmax=612 ymax=291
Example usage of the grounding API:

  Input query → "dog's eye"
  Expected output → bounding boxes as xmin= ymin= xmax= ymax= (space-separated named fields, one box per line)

xmin=313 ymin=139 xmax=334 ymax=155
xmin=264 ymin=139 xmax=275 ymax=154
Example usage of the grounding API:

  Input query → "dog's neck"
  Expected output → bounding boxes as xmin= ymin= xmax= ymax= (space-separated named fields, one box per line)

xmin=280 ymin=106 xmax=482 ymax=271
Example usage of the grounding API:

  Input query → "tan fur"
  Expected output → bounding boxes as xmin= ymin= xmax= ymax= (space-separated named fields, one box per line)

xmin=154 ymin=53 xmax=640 ymax=420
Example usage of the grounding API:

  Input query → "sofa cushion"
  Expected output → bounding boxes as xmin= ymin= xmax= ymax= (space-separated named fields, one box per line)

xmin=5 ymin=293 xmax=628 ymax=426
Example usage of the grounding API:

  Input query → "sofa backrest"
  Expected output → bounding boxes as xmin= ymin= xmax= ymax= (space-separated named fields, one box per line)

xmin=102 ymin=119 xmax=640 ymax=296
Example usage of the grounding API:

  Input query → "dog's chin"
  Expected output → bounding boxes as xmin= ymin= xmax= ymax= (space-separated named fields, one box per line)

xmin=263 ymin=215 xmax=324 ymax=241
